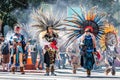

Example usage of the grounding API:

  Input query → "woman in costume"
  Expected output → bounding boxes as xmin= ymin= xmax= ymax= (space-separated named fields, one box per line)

xmin=31 ymin=8 xmax=64 ymax=76
xmin=99 ymin=23 xmax=120 ymax=75
xmin=64 ymin=6 xmax=106 ymax=77
xmin=11 ymin=25 xmax=25 ymax=74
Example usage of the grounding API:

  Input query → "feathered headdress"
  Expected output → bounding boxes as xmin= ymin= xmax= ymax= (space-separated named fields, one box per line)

xmin=99 ymin=23 xmax=118 ymax=51
xmin=64 ymin=6 xmax=106 ymax=47
xmin=30 ymin=8 xmax=64 ymax=35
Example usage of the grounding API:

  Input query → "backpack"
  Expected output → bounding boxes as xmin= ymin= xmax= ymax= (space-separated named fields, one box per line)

xmin=1 ymin=43 xmax=9 ymax=55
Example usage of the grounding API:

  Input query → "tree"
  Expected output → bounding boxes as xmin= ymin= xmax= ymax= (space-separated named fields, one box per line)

xmin=0 ymin=0 xmax=28 ymax=36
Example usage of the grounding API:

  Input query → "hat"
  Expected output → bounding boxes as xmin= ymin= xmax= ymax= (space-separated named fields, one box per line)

xmin=84 ymin=26 xmax=93 ymax=32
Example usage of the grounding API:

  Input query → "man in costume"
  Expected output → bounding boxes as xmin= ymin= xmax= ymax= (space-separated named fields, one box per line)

xmin=64 ymin=6 xmax=105 ymax=77
xmin=11 ymin=25 xmax=25 ymax=74
xmin=80 ymin=27 xmax=96 ymax=77
xmin=99 ymin=23 xmax=120 ymax=75
xmin=31 ymin=8 xmax=64 ymax=76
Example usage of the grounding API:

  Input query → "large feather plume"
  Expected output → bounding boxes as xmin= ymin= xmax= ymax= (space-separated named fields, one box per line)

xmin=99 ymin=23 xmax=118 ymax=51
xmin=30 ymin=8 xmax=64 ymax=36
xmin=63 ymin=6 xmax=107 ymax=47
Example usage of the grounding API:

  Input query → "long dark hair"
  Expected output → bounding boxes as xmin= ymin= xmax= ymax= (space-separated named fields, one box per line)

xmin=46 ymin=25 xmax=53 ymax=33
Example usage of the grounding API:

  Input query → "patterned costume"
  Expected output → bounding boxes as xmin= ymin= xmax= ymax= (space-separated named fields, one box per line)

xmin=100 ymin=23 xmax=120 ymax=75
xmin=64 ymin=6 xmax=106 ymax=77
xmin=10 ymin=26 xmax=25 ymax=74
xmin=44 ymin=33 xmax=58 ymax=66
xmin=81 ymin=34 xmax=95 ymax=70
xmin=31 ymin=8 xmax=63 ymax=76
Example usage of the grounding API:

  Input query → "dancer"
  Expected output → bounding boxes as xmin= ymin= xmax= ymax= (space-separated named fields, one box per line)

xmin=99 ymin=23 xmax=120 ymax=75
xmin=80 ymin=27 xmax=96 ymax=77
xmin=64 ymin=6 xmax=105 ymax=77
xmin=11 ymin=25 xmax=25 ymax=74
xmin=31 ymin=8 xmax=64 ymax=76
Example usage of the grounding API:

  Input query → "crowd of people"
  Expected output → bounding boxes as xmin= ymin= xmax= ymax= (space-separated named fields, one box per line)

xmin=0 ymin=6 xmax=120 ymax=78
xmin=0 ymin=25 xmax=81 ymax=75
xmin=0 ymin=24 xmax=120 ymax=77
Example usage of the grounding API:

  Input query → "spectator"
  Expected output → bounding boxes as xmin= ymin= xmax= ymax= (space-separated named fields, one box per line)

xmin=24 ymin=41 xmax=30 ymax=64
xmin=58 ymin=46 xmax=66 ymax=69
xmin=1 ymin=41 xmax=10 ymax=72
xmin=0 ymin=36 xmax=4 ymax=65
xmin=55 ymin=52 xmax=61 ymax=69
xmin=71 ymin=54 xmax=79 ymax=74
xmin=29 ymin=39 xmax=38 ymax=67
xmin=37 ymin=43 xmax=44 ymax=70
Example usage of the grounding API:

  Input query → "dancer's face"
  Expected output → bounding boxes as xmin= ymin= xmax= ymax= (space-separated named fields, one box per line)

xmin=15 ymin=27 xmax=21 ymax=34
xmin=85 ymin=31 xmax=90 ymax=35
xmin=106 ymin=33 xmax=117 ymax=47
xmin=85 ymin=28 xmax=91 ymax=34
xmin=48 ymin=27 xmax=53 ymax=33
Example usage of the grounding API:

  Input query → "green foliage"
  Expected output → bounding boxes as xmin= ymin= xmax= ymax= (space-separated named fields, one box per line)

xmin=0 ymin=0 xmax=120 ymax=29
xmin=0 ymin=0 xmax=28 ymax=28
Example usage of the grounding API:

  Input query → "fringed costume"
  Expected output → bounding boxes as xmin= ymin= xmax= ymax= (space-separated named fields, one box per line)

xmin=31 ymin=8 xmax=64 ymax=76
xmin=64 ymin=6 xmax=106 ymax=77
xmin=100 ymin=23 xmax=120 ymax=75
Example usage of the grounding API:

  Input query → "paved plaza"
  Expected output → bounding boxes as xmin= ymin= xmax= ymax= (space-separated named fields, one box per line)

xmin=0 ymin=67 xmax=120 ymax=80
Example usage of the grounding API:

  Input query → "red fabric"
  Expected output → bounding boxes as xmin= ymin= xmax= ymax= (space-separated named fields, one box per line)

xmin=50 ymin=41 xmax=58 ymax=50
xmin=85 ymin=26 xmax=93 ymax=32
xmin=96 ymin=51 xmax=101 ymax=60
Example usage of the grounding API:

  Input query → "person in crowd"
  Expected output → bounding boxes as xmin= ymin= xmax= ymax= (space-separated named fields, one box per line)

xmin=71 ymin=54 xmax=79 ymax=74
xmin=0 ymin=36 xmax=4 ymax=65
xmin=66 ymin=48 xmax=72 ymax=66
xmin=1 ymin=40 xmax=10 ymax=72
xmin=67 ymin=46 xmax=80 ymax=74
xmin=29 ymin=39 xmax=38 ymax=68
xmin=37 ymin=43 xmax=44 ymax=70
xmin=55 ymin=51 xmax=61 ymax=69
xmin=58 ymin=46 xmax=66 ymax=69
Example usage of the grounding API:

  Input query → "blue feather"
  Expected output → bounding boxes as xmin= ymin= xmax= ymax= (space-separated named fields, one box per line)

xmin=94 ymin=15 xmax=101 ymax=23
xmin=70 ymin=7 xmax=85 ymax=22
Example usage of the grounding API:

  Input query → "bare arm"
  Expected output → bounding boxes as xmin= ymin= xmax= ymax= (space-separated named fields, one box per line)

xmin=91 ymin=33 xmax=96 ymax=48
xmin=80 ymin=33 xmax=85 ymax=45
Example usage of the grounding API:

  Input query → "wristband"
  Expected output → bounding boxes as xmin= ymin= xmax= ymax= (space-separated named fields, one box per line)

xmin=94 ymin=48 xmax=96 ymax=52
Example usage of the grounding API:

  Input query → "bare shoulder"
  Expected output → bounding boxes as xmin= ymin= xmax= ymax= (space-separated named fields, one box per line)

xmin=90 ymin=33 xmax=95 ymax=38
